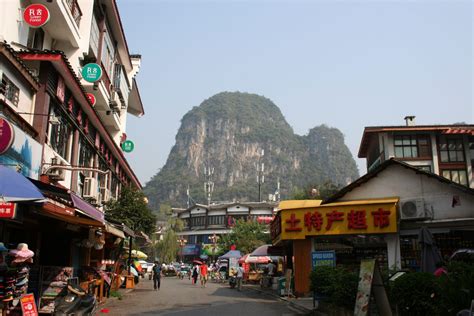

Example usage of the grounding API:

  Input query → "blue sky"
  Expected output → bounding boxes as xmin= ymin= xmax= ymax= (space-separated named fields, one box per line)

xmin=118 ymin=0 xmax=473 ymax=185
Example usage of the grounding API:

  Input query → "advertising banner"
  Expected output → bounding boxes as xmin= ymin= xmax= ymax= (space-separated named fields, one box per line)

xmin=0 ymin=115 xmax=42 ymax=179
xmin=278 ymin=199 xmax=398 ymax=240
xmin=311 ymin=251 xmax=336 ymax=268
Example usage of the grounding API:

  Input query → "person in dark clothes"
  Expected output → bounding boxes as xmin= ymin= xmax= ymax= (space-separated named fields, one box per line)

xmin=152 ymin=261 xmax=162 ymax=290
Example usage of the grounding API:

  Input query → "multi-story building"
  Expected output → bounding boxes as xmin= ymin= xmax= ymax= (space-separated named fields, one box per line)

xmin=0 ymin=2 xmax=145 ymax=304
xmin=0 ymin=0 xmax=144 ymax=203
xmin=358 ymin=116 xmax=474 ymax=188
xmin=173 ymin=202 xmax=276 ymax=258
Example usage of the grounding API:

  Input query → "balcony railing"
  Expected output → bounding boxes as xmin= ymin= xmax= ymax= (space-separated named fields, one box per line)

xmin=65 ymin=0 xmax=82 ymax=26
xmin=113 ymin=64 xmax=130 ymax=109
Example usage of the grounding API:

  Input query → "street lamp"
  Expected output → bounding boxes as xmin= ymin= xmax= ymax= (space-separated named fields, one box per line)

xmin=177 ymin=237 xmax=187 ymax=263
xmin=209 ymin=234 xmax=219 ymax=262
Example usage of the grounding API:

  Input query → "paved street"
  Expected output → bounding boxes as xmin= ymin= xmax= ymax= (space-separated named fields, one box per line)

xmin=102 ymin=277 xmax=306 ymax=316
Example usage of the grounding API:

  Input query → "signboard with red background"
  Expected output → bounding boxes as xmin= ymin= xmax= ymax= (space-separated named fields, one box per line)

xmin=0 ymin=203 xmax=16 ymax=219
xmin=86 ymin=93 xmax=96 ymax=106
xmin=20 ymin=293 xmax=39 ymax=316
xmin=23 ymin=4 xmax=50 ymax=28
xmin=0 ymin=118 xmax=15 ymax=155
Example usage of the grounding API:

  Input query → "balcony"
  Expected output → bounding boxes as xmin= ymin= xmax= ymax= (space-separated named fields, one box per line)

xmin=113 ymin=64 xmax=130 ymax=109
xmin=33 ymin=0 xmax=82 ymax=48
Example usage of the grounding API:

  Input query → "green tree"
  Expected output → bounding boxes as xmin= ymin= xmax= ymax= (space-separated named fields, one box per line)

xmin=155 ymin=217 xmax=184 ymax=263
xmin=105 ymin=186 xmax=156 ymax=235
xmin=220 ymin=219 xmax=270 ymax=254
xmin=291 ymin=181 xmax=341 ymax=201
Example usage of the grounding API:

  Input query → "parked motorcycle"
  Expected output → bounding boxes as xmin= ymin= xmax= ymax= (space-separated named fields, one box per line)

xmin=229 ymin=276 xmax=236 ymax=289
xmin=53 ymin=282 xmax=97 ymax=316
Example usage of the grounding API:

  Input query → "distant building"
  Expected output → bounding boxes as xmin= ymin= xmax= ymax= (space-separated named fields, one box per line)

xmin=358 ymin=116 xmax=474 ymax=188
xmin=172 ymin=202 xmax=276 ymax=258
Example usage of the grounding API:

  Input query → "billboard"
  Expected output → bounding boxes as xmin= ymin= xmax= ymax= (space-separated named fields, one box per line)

xmin=0 ymin=115 xmax=42 ymax=179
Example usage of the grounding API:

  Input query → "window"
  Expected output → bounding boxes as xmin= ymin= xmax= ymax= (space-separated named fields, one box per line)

xmin=90 ymin=15 xmax=100 ymax=57
xmin=48 ymin=108 xmax=72 ymax=160
xmin=101 ymin=25 xmax=116 ymax=77
xmin=208 ymin=215 xmax=225 ymax=226
xmin=442 ymin=169 xmax=468 ymax=185
xmin=394 ymin=135 xmax=431 ymax=158
xmin=415 ymin=165 xmax=432 ymax=173
xmin=439 ymin=136 xmax=464 ymax=162
xmin=0 ymin=74 xmax=20 ymax=106
xmin=78 ymin=138 xmax=94 ymax=167
xmin=469 ymin=136 xmax=474 ymax=168
xmin=27 ymin=27 xmax=44 ymax=50
xmin=190 ymin=216 xmax=206 ymax=227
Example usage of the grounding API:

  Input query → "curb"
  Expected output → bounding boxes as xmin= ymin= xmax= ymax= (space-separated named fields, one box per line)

xmin=244 ymin=286 xmax=314 ymax=314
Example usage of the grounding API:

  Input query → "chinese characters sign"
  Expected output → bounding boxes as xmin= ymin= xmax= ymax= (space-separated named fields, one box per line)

xmin=81 ymin=63 xmax=103 ymax=83
xmin=278 ymin=201 xmax=397 ymax=240
xmin=0 ymin=203 xmax=16 ymax=219
xmin=20 ymin=294 xmax=38 ymax=316
xmin=23 ymin=4 xmax=50 ymax=28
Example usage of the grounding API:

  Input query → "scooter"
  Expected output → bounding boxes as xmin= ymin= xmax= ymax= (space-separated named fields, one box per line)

xmin=53 ymin=282 xmax=97 ymax=316
xmin=229 ymin=275 xmax=236 ymax=289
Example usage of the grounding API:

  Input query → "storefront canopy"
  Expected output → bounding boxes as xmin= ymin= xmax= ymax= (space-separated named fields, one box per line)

xmin=71 ymin=193 xmax=104 ymax=223
xmin=219 ymin=250 xmax=242 ymax=259
xmin=0 ymin=166 xmax=44 ymax=202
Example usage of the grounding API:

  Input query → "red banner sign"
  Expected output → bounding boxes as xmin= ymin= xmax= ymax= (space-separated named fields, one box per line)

xmin=20 ymin=293 xmax=38 ymax=316
xmin=0 ymin=203 xmax=16 ymax=219
xmin=23 ymin=4 xmax=50 ymax=28
xmin=86 ymin=93 xmax=96 ymax=106
xmin=0 ymin=118 xmax=15 ymax=154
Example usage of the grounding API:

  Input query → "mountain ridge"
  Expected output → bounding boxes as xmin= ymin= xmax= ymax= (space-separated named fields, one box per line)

xmin=144 ymin=91 xmax=359 ymax=209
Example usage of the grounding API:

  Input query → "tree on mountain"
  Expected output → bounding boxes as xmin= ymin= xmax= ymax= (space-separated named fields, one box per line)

xmin=219 ymin=219 xmax=271 ymax=254
xmin=105 ymin=186 xmax=156 ymax=235
xmin=291 ymin=181 xmax=341 ymax=201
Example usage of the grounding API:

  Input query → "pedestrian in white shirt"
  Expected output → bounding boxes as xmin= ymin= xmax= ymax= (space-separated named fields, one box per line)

xmin=236 ymin=263 xmax=244 ymax=291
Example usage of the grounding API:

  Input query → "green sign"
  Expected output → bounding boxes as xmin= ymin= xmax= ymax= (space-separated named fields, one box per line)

xmin=81 ymin=63 xmax=102 ymax=83
xmin=121 ymin=140 xmax=134 ymax=153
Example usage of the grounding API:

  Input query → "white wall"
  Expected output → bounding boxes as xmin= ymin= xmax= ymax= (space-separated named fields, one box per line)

xmin=338 ymin=164 xmax=474 ymax=220
xmin=227 ymin=205 xmax=249 ymax=213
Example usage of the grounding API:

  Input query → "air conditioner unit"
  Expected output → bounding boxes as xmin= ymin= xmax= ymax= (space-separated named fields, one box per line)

xmin=83 ymin=177 xmax=98 ymax=200
xmin=99 ymin=187 xmax=110 ymax=203
xmin=47 ymin=167 xmax=65 ymax=181
xmin=400 ymin=199 xmax=428 ymax=220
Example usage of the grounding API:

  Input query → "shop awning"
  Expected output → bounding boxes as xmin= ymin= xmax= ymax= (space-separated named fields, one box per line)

xmin=105 ymin=222 xmax=125 ymax=238
xmin=0 ymin=166 xmax=44 ymax=202
xmin=41 ymin=203 xmax=103 ymax=227
xmin=71 ymin=193 xmax=104 ymax=223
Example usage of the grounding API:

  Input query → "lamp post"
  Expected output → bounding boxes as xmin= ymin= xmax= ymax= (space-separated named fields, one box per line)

xmin=209 ymin=234 xmax=219 ymax=262
xmin=177 ymin=237 xmax=187 ymax=263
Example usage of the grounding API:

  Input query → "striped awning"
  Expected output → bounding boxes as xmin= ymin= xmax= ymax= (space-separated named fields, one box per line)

xmin=442 ymin=128 xmax=474 ymax=135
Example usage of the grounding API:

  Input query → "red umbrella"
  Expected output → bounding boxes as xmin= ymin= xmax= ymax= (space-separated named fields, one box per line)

xmin=193 ymin=260 xmax=203 ymax=265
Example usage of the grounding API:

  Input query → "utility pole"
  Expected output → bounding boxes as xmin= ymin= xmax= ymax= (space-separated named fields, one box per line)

xmin=257 ymin=149 xmax=265 ymax=202
xmin=204 ymin=161 xmax=214 ymax=206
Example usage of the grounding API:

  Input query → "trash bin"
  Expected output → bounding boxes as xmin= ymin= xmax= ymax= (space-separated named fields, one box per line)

xmin=277 ymin=277 xmax=286 ymax=296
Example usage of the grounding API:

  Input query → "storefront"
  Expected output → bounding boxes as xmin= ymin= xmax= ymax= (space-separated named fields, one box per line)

xmin=271 ymin=198 xmax=399 ymax=295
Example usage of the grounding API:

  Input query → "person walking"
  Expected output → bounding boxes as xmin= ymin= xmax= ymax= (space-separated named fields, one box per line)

xmin=152 ymin=261 xmax=162 ymax=290
xmin=236 ymin=263 xmax=244 ymax=291
xmin=192 ymin=264 xmax=199 ymax=285
xmin=200 ymin=262 xmax=208 ymax=288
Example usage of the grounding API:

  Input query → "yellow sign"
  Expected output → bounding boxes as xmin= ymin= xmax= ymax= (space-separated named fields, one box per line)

xmin=278 ymin=199 xmax=398 ymax=241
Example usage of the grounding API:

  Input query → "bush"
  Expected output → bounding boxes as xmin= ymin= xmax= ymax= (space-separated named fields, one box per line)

xmin=437 ymin=261 xmax=474 ymax=314
xmin=309 ymin=266 xmax=358 ymax=310
xmin=391 ymin=272 xmax=442 ymax=315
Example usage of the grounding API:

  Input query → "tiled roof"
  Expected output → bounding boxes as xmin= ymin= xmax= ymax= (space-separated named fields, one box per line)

xmin=0 ymin=42 xmax=40 ymax=87
xmin=323 ymin=158 xmax=474 ymax=204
